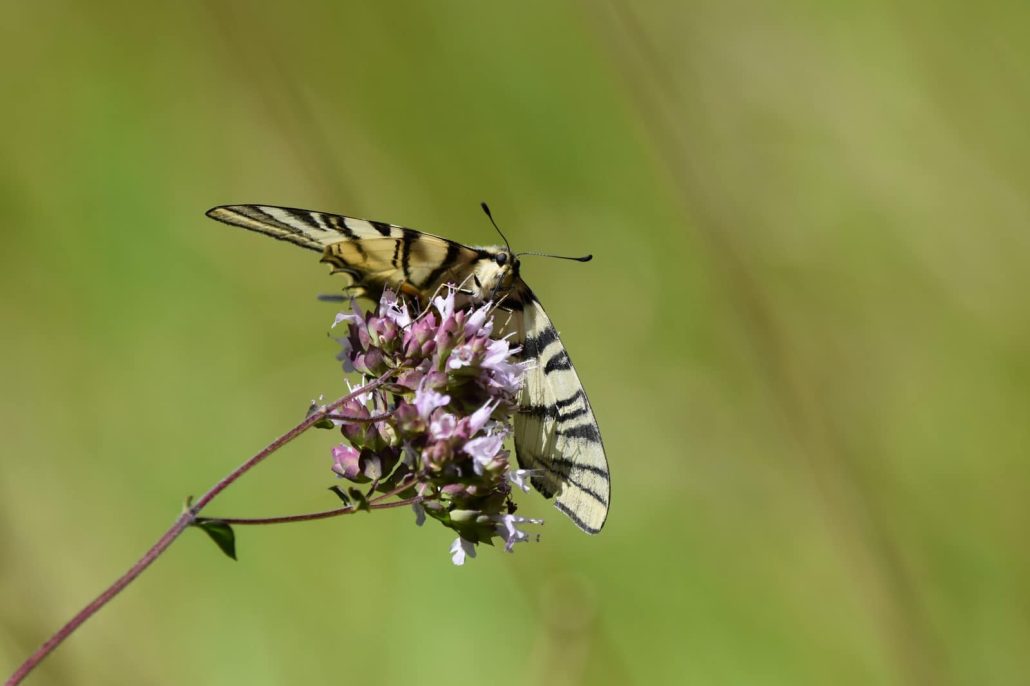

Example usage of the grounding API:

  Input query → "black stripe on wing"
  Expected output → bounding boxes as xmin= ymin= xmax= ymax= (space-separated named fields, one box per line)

xmin=526 ymin=455 xmax=609 ymax=506
xmin=422 ymin=242 xmax=461 ymax=289
xmin=277 ymin=207 xmax=323 ymax=230
xmin=323 ymin=214 xmax=367 ymax=257
xmin=555 ymin=501 xmax=602 ymax=534
xmin=543 ymin=350 xmax=573 ymax=374
xmin=521 ymin=324 xmax=559 ymax=359
xmin=400 ymin=228 xmax=418 ymax=281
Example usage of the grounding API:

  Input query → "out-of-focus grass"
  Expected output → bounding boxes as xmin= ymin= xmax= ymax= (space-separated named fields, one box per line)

xmin=2 ymin=1 xmax=1029 ymax=684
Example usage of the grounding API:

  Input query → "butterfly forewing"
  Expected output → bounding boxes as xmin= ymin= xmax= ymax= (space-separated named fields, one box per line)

xmin=504 ymin=287 xmax=610 ymax=533
xmin=207 ymin=203 xmax=610 ymax=533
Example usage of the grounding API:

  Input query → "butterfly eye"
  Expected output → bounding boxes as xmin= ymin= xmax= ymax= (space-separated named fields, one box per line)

xmin=494 ymin=252 xmax=508 ymax=266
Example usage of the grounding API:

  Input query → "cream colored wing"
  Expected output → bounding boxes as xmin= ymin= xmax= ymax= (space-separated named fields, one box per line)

xmin=504 ymin=284 xmax=610 ymax=533
xmin=206 ymin=204 xmax=484 ymax=299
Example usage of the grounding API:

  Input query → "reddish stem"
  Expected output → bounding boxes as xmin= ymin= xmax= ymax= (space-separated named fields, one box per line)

xmin=5 ymin=371 xmax=395 ymax=686
xmin=326 ymin=408 xmax=397 ymax=423
xmin=203 ymin=496 xmax=420 ymax=525
xmin=198 ymin=476 xmax=419 ymax=526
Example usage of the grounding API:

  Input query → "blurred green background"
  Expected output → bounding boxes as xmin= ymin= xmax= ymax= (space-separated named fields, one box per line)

xmin=3 ymin=1 xmax=1029 ymax=684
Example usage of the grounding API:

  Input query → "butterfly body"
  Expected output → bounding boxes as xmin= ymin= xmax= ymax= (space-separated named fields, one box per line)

xmin=207 ymin=204 xmax=609 ymax=533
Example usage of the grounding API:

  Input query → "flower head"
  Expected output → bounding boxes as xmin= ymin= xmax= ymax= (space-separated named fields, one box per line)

xmin=328 ymin=286 xmax=537 ymax=564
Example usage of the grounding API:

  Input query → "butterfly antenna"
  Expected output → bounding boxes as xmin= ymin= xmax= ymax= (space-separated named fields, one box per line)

xmin=481 ymin=202 xmax=512 ymax=254
xmin=482 ymin=202 xmax=592 ymax=262
xmin=516 ymin=251 xmax=593 ymax=263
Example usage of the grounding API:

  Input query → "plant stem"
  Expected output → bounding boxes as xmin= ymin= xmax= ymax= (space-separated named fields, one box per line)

xmin=198 ymin=476 xmax=420 ymax=525
xmin=327 ymin=408 xmax=397 ymax=423
xmin=5 ymin=371 xmax=395 ymax=686
xmin=200 ymin=496 xmax=420 ymax=525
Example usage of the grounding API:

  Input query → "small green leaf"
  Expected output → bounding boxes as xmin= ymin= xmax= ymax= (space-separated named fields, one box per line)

xmin=328 ymin=485 xmax=351 ymax=505
xmin=195 ymin=520 xmax=237 ymax=560
xmin=348 ymin=487 xmax=370 ymax=512
xmin=313 ymin=417 xmax=336 ymax=430
xmin=379 ymin=466 xmax=412 ymax=494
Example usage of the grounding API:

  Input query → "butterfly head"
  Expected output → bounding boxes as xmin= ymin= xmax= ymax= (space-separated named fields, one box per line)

xmin=470 ymin=202 xmax=590 ymax=304
xmin=490 ymin=247 xmax=520 ymax=276
xmin=468 ymin=245 xmax=521 ymax=302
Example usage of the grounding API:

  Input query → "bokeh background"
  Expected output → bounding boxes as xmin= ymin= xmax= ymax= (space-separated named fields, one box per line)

xmin=3 ymin=2 xmax=1028 ymax=684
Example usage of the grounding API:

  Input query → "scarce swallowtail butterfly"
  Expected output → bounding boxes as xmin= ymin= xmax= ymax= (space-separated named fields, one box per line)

xmin=206 ymin=204 xmax=610 ymax=534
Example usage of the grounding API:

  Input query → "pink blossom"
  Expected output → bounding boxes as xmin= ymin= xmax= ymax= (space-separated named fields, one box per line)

xmin=331 ymin=444 xmax=361 ymax=479
xmin=464 ymin=432 xmax=505 ymax=474
xmin=430 ymin=413 xmax=457 ymax=440
xmin=414 ymin=383 xmax=450 ymax=420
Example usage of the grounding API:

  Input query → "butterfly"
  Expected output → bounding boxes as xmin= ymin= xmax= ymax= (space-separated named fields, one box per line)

xmin=206 ymin=204 xmax=609 ymax=534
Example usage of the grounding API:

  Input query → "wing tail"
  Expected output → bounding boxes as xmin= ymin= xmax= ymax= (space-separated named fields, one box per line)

xmin=206 ymin=204 xmax=352 ymax=252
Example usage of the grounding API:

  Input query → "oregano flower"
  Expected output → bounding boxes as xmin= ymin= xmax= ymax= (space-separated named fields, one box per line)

xmin=328 ymin=287 xmax=542 ymax=564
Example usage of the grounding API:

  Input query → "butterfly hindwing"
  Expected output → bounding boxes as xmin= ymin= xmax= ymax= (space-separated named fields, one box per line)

xmin=206 ymin=204 xmax=484 ymax=298
xmin=506 ymin=285 xmax=610 ymax=534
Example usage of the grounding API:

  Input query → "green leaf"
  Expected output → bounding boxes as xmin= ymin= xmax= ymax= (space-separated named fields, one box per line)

xmin=195 ymin=520 xmax=237 ymax=561
xmin=348 ymin=487 xmax=370 ymax=512
xmin=328 ymin=485 xmax=351 ymax=505
xmin=313 ymin=417 xmax=336 ymax=430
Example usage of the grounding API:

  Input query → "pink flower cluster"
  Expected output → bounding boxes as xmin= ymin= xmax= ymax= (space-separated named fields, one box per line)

xmin=325 ymin=288 xmax=542 ymax=564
